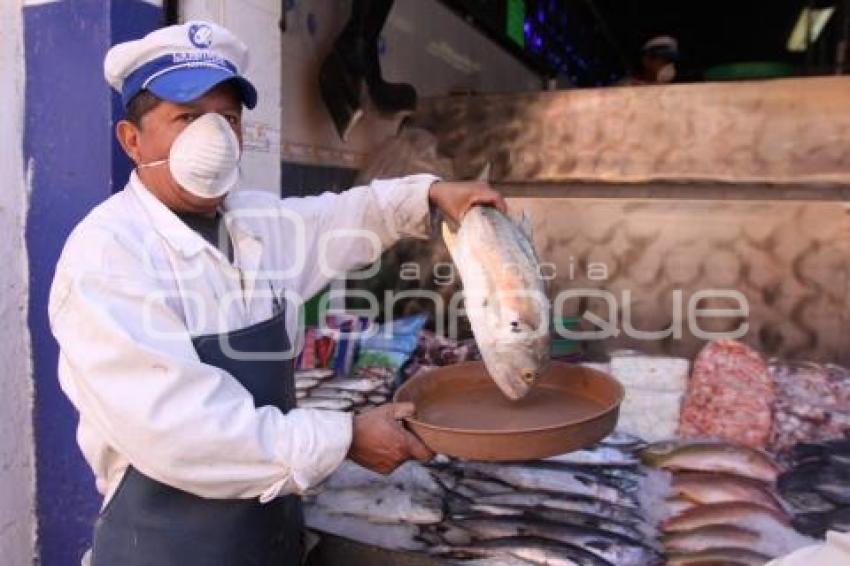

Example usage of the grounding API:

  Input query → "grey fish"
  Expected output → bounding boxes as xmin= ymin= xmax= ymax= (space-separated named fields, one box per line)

xmin=793 ymin=507 xmax=850 ymax=538
xmin=294 ymin=377 xmax=319 ymax=391
xmin=294 ymin=368 xmax=335 ymax=380
xmin=318 ymin=378 xmax=382 ymax=393
xmin=442 ymin=205 xmax=550 ymax=401
xmin=459 ymin=477 xmax=517 ymax=496
xmin=433 ymin=535 xmax=614 ymax=566
xmin=781 ymin=489 xmax=836 ymax=514
xmin=298 ymin=397 xmax=353 ymax=411
xmin=599 ymin=431 xmax=645 ymax=448
xmin=446 ymin=516 xmax=657 ymax=566
xmin=813 ymin=467 xmax=850 ymax=505
xmin=469 ymin=504 xmax=526 ymax=517
xmin=304 ymin=506 xmax=424 ymax=552
xmin=450 ymin=483 xmax=482 ymax=501
xmin=523 ymin=507 xmax=652 ymax=543
xmin=544 ymin=447 xmax=638 ymax=467
xmin=461 ymin=462 xmax=637 ymax=508
xmin=475 ymin=491 xmax=642 ymax=524
xmin=315 ymin=485 xmax=443 ymax=525
xmin=310 ymin=387 xmax=367 ymax=405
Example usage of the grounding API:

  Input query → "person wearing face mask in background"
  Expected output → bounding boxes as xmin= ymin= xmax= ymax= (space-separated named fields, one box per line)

xmin=48 ymin=21 xmax=506 ymax=566
xmin=619 ymin=35 xmax=679 ymax=86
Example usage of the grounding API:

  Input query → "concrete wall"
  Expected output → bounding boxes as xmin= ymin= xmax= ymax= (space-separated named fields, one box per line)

xmin=279 ymin=0 xmax=541 ymax=169
xmin=0 ymin=2 xmax=36 ymax=564
xmin=179 ymin=0 xmax=283 ymax=193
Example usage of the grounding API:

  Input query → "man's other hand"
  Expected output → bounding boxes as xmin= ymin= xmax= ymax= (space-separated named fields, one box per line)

xmin=347 ymin=403 xmax=434 ymax=475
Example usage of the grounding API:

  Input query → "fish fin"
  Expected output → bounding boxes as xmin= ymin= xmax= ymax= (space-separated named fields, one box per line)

xmin=518 ymin=211 xmax=533 ymax=241
xmin=441 ymin=221 xmax=458 ymax=256
xmin=475 ymin=162 xmax=492 ymax=182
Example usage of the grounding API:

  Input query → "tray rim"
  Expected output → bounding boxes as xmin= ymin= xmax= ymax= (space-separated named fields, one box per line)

xmin=394 ymin=360 xmax=624 ymax=436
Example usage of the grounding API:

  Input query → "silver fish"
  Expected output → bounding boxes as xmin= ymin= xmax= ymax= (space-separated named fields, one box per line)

xmin=599 ymin=431 xmax=645 ymax=449
xmin=523 ymin=507 xmax=651 ymax=543
xmin=319 ymin=378 xmax=382 ymax=393
xmin=304 ymin=506 xmax=424 ymax=552
xmin=294 ymin=377 xmax=319 ymax=391
xmin=459 ymin=477 xmax=517 ymax=496
xmin=433 ymin=536 xmax=612 ymax=566
xmin=315 ymin=485 xmax=443 ymax=525
xmin=311 ymin=387 xmax=367 ymax=404
xmin=473 ymin=492 xmax=642 ymax=525
xmin=468 ymin=504 xmax=526 ymax=517
xmin=295 ymin=368 xmax=335 ymax=380
xmin=447 ymin=517 xmax=657 ymax=566
xmin=544 ymin=447 xmax=639 ymax=467
xmin=298 ymin=397 xmax=353 ymax=411
xmin=442 ymin=206 xmax=550 ymax=401
xmin=461 ymin=462 xmax=637 ymax=508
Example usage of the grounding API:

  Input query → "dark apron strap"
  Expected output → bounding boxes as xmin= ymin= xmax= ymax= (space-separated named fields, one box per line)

xmin=92 ymin=308 xmax=303 ymax=566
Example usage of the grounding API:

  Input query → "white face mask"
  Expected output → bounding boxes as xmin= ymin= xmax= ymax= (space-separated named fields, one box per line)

xmin=139 ymin=112 xmax=241 ymax=199
xmin=656 ymin=63 xmax=676 ymax=83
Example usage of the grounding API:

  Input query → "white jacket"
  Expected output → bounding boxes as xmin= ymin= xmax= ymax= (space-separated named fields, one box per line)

xmin=48 ymin=171 xmax=437 ymax=506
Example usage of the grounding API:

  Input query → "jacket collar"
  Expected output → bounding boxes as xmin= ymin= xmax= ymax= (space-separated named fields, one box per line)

xmin=127 ymin=171 xmax=260 ymax=258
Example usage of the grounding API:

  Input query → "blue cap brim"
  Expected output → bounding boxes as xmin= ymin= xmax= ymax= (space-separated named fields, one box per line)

xmin=146 ymin=67 xmax=258 ymax=109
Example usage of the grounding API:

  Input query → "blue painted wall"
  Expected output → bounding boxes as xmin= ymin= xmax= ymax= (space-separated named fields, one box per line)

xmin=24 ymin=2 xmax=161 ymax=563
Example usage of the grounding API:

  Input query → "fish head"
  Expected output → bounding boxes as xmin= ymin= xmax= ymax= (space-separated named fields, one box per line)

xmin=482 ymin=328 xmax=551 ymax=400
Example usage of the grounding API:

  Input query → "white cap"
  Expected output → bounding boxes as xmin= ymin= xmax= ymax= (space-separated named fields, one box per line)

xmin=104 ymin=21 xmax=257 ymax=109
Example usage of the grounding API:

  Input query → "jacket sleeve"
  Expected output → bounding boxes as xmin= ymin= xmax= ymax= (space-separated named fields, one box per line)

xmin=277 ymin=174 xmax=439 ymax=301
xmin=49 ymin=227 xmax=351 ymax=502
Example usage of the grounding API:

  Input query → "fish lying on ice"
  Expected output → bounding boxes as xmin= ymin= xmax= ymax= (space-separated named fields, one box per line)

xmin=640 ymin=441 xmax=780 ymax=483
xmin=315 ymin=484 xmax=443 ymax=525
xmin=661 ymin=524 xmax=762 ymax=553
xmin=665 ymin=547 xmax=772 ymax=566
xmin=444 ymin=516 xmax=660 ymax=566
xmin=298 ymin=397 xmax=353 ymax=411
xmin=460 ymin=462 xmax=637 ymax=508
xmin=442 ymin=205 xmax=550 ymax=401
xmin=670 ymin=472 xmax=786 ymax=512
xmin=662 ymin=501 xmax=789 ymax=533
xmin=432 ymin=535 xmax=613 ymax=566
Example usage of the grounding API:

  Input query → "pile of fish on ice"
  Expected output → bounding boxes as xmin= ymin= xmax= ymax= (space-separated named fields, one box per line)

xmin=305 ymin=434 xmax=830 ymax=565
xmin=295 ymin=368 xmax=394 ymax=412
xmin=306 ymin=431 xmax=663 ymax=566
xmin=639 ymin=440 xmax=816 ymax=565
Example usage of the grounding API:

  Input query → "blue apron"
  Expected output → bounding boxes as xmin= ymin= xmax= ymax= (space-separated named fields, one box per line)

xmin=90 ymin=308 xmax=303 ymax=565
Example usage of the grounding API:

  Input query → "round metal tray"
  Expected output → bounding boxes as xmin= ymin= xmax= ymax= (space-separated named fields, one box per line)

xmin=394 ymin=361 xmax=623 ymax=461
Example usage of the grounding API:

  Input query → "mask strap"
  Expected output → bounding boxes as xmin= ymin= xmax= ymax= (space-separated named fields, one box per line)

xmin=138 ymin=158 xmax=168 ymax=169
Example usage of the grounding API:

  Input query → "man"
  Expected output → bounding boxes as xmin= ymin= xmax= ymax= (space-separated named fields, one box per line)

xmin=48 ymin=21 xmax=505 ymax=565
xmin=620 ymin=35 xmax=679 ymax=86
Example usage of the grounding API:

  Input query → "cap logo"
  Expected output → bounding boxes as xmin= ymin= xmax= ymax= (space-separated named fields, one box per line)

xmin=188 ymin=23 xmax=213 ymax=49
